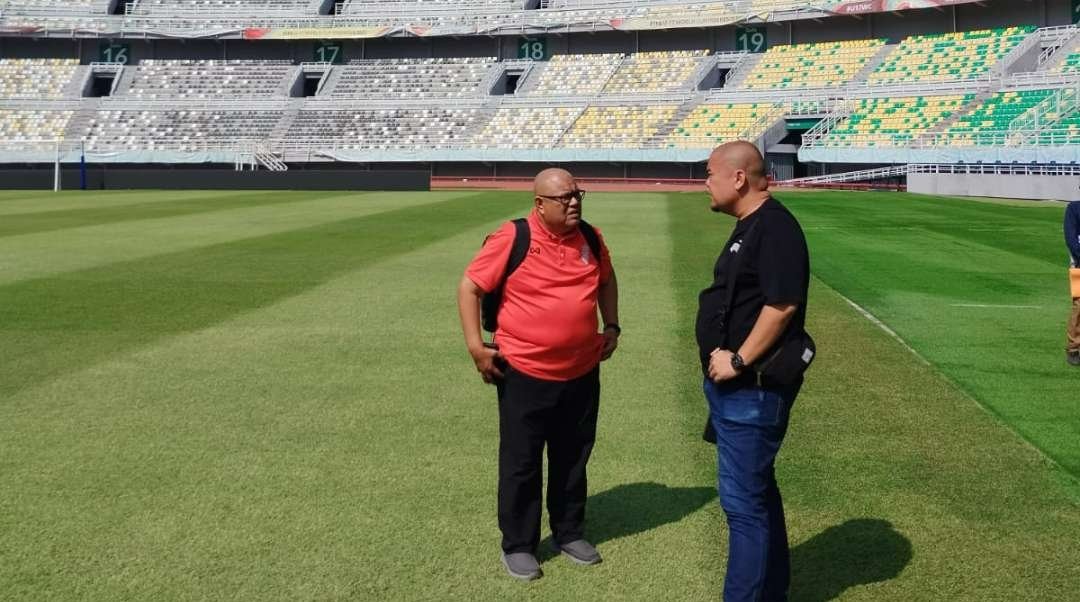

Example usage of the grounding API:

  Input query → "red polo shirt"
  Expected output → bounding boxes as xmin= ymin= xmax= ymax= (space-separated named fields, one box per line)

xmin=466 ymin=211 xmax=613 ymax=381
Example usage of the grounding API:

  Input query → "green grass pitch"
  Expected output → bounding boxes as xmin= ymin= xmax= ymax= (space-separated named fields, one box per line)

xmin=1 ymin=188 xmax=1078 ymax=600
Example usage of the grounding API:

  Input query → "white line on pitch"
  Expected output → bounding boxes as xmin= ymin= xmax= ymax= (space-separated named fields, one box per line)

xmin=951 ymin=303 xmax=1043 ymax=309
xmin=837 ymin=294 xmax=930 ymax=366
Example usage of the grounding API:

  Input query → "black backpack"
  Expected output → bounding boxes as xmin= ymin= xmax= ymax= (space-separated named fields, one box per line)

xmin=481 ymin=218 xmax=602 ymax=333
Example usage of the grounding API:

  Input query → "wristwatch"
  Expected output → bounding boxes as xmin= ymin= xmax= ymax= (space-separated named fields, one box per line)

xmin=731 ymin=352 xmax=747 ymax=372
xmin=604 ymin=323 xmax=622 ymax=336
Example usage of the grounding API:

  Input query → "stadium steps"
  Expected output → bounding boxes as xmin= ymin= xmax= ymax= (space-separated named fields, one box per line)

xmin=269 ymin=99 xmax=303 ymax=141
xmin=850 ymin=44 xmax=897 ymax=85
xmin=1041 ymin=31 xmax=1080 ymax=70
xmin=111 ymin=64 xmax=140 ymax=96
xmin=62 ymin=98 xmax=101 ymax=142
xmin=686 ymin=53 xmax=721 ymax=90
xmin=61 ymin=66 xmax=92 ymax=98
xmin=514 ymin=62 xmax=550 ymax=95
xmin=723 ymin=53 xmax=765 ymax=88
xmin=317 ymin=65 xmax=345 ymax=96
xmin=645 ymin=96 xmax=704 ymax=146
xmin=550 ymin=105 xmax=590 ymax=147
xmin=993 ymin=29 xmax=1044 ymax=78
xmin=919 ymin=92 xmax=992 ymax=140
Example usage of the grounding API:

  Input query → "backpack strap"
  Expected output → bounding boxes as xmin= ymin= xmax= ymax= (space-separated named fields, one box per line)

xmin=504 ymin=218 xmax=531 ymax=280
xmin=578 ymin=220 xmax=603 ymax=270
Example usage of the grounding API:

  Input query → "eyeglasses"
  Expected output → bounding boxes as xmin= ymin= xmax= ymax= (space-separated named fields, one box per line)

xmin=538 ymin=190 xmax=586 ymax=206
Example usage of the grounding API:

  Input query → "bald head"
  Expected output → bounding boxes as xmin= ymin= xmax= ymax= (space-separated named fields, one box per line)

xmin=533 ymin=167 xmax=582 ymax=235
xmin=705 ymin=141 xmax=771 ymax=217
xmin=534 ymin=167 xmax=575 ymax=197
xmin=709 ymin=141 xmax=767 ymax=189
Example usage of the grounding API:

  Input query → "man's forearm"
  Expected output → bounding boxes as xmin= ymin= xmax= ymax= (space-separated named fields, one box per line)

xmin=736 ymin=304 xmax=797 ymax=365
xmin=457 ymin=276 xmax=485 ymax=353
xmin=598 ymin=272 xmax=619 ymax=327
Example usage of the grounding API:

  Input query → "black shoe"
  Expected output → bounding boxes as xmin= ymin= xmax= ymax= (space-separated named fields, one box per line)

xmin=554 ymin=539 xmax=602 ymax=565
xmin=1068 ymin=351 xmax=1080 ymax=366
xmin=501 ymin=552 xmax=542 ymax=581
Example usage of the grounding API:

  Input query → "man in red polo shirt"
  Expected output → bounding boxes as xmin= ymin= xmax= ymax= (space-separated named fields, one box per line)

xmin=457 ymin=168 xmax=619 ymax=581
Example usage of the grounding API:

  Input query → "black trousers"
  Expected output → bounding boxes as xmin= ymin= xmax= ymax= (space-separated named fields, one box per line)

xmin=495 ymin=365 xmax=600 ymax=554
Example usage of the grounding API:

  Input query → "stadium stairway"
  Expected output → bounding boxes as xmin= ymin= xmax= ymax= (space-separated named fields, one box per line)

xmin=918 ymin=91 xmax=993 ymax=141
xmin=645 ymin=96 xmax=705 ymax=147
xmin=1042 ymin=30 xmax=1080 ymax=70
xmin=550 ymin=105 xmax=590 ymax=146
xmin=61 ymin=65 xmax=92 ymax=98
xmin=316 ymin=65 xmax=343 ymax=96
xmin=269 ymin=98 xmax=303 ymax=141
xmin=513 ymin=62 xmax=550 ymax=96
xmin=851 ymin=44 xmax=897 ymax=85
xmin=62 ymin=98 xmax=100 ymax=143
xmin=723 ymin=53 xmax=765 ymax=88
xmin=110 ymin=65 xmax=140 ymax=97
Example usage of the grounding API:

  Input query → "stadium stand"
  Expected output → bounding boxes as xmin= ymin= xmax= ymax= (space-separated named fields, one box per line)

xmin=1056 ymin=52 xmax=1080 ymax=72
xmin=327 ymin=58 xmax=496 ymax=99
xmin=666 ymin=102 xmax=785 ymax=148
xmin=80 ymin=109 xmax=285 ymax=151
xmin=122 ymin=60 xmax=294 ymax=99
xmin=941 ymin=89 xmax=1056 ymax=145
xmin=522 ymin=54 xmax=623 ymax=96
xmin=0 ymin=59 xmax=78 ymax=99
xmin=559 ymin=104 xmax=680 ymax=147
xmin=472 ymin=105 xmax=583 ymax=149
xmin=127 ymin=0 xmax=316 ymax=15
xmin=287 ymin=107 xmax=488 ymax=150
xmin=602 ymin=50 xmax=709 ymax=94
xmin=738 ymin=39 xmax=886 ymax=89
xmin=867 ymin=26 xmax=1036 ymax=84
xmin=0 ymin=109 xmax=73 ymax=143
xmin=822 ymin=94 xmax=977 ymax=146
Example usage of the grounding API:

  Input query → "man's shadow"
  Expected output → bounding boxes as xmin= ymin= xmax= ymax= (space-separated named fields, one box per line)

xmin=790 ymin=519 xmax=913 ymax=602
xmin=538 ymin=481 xmax=715 ymax=561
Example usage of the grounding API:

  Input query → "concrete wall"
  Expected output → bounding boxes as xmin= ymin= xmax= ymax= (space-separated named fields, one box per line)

xmin=908 ymin=172 xmax=1080 ymax=201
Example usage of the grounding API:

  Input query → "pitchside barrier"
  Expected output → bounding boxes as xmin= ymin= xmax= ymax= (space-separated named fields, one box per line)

xmin=0 ymin=167 xmax=431 ymax=191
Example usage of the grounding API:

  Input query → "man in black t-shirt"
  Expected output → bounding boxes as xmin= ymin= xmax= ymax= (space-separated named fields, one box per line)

xmin=696 ymin=141 xmax=809 ymax=602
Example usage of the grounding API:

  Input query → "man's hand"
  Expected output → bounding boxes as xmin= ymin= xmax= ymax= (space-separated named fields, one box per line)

xmin=600 ymin=328 xmax=619 ymax=361
xmin=470 ymin=344 xmax=505 ymax=385
xmin=708 ymin=348 xmax=740 ymax=383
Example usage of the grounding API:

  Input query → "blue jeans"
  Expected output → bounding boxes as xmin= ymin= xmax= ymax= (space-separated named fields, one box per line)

xmin=704 ymin=379 xmax=797 ymax=602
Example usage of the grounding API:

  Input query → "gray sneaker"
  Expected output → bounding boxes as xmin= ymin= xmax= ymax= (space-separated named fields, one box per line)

xmin=1068 ymin=351 xmax=1080 ymax=366
xmin=501 ymin=552 xmax=542 ymax=581
xmin=554 ymin=539 xmax=602 ymax=565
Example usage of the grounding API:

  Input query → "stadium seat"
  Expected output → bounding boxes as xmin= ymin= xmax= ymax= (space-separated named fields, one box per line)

xmin=665 ymin=103 xmax=785 ymax=148
xmin=739 ymin=39 xmax=885 ymax=89
xmin=867 ymin=27 xmax=1035 ymax=84
xmin=602 ymin=50 xmax=709 ymax=94
xmin=0 ymin=58 xmax=78 ymax=99
xmin=560 ymin=104 xmax=680 ymax=148
xmin=823 ymin=94 xmax=976 ymax=146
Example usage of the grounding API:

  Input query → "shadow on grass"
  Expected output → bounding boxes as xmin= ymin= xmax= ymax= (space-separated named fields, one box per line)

xmin=538 ymin=481 xmax=715 ymax=562
xmin=790 ymin=519 xmax=913 ymax=602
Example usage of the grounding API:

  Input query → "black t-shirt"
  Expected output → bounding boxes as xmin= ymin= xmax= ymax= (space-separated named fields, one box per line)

xmin=695 ymin=196 xmax=809 ymax=389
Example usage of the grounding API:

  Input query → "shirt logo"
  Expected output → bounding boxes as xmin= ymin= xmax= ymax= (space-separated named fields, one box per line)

xmin=731 ymin=240 xmax=743 ymax=254
xmin=529 ymin=246 xmax=541 ymax=255
xmin=580 ymin=244 xmax=591 ymax=265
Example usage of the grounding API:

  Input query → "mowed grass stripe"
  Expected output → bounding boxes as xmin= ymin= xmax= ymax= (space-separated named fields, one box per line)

xmin=0 ymin=191 xmax=519 ymax=401
xmin=0 ymin=190 xmax=480 ymax=287
xmin=0 ymin=190 xmax=361 ymax=238
xmin=777 ymin=191 xmax=1080 ymax=480
xmin=667 ymin=193 xmax=1080 ymax=600
xmin=0 ymin=189 xmax=263 ymax=215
